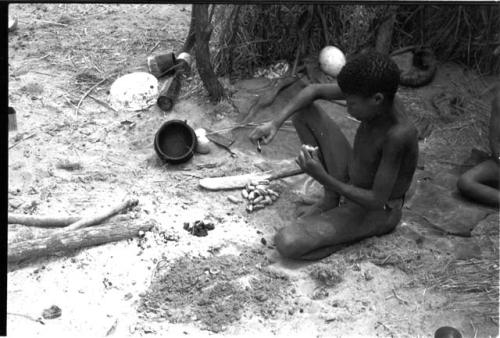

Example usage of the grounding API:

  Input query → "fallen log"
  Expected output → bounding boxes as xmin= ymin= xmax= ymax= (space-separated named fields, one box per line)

xmin=8 ymin=220 xmax=153 ymax=264
xmin=65 ymin=198 xmax=138 ymax=231
xmin=8 ymin=214 xmax=80 ymax=228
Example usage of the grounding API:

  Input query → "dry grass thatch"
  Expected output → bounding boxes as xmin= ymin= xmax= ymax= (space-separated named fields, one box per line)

xmin=427 ymin=258 xmax=499 ymax=320
xmin=211 ymin=4 xmax=500 ymax=77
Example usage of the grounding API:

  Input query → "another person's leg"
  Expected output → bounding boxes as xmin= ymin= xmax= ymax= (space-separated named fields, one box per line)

xmin=457 ymin=159 xmax=500 ymax=207
xmin=292 ymin=103 xmax=352 ymax=214
xmin=275 ymin=201 xmax=402 ymax=260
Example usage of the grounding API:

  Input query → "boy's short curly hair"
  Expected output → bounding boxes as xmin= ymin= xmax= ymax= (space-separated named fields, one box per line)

xmin=337 ymin=51 xmax=400 ymax=101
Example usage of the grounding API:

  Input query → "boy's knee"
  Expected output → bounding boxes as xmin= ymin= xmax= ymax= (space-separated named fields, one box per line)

xmin=274 ymin=228 xmax=301 ymax=258
xmin=292 ymin=106 xmax=319 ymax=126
xmin=457 ymin=174 xmax=474 ymax=194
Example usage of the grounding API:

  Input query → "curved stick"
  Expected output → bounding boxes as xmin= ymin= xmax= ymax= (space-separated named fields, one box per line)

xmin=8 ymin=214 xmax=80 ymax=228
xmin=64 ymin=199 xmax=139 ymax=231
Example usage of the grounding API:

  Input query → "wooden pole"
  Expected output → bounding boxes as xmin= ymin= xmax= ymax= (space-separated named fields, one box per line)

xmin=193 ymin=4 xmax=224 ymax=102
xmin=64 ymin=198 xmax=138 ymax=231
xmin=375 ymin=6 xmax=398 ymax=55
xmin=8 ymin=221 xmax=153 ymax=264
xmin=8 ymin=214 xmax=80 ymax=228
xmin=182 ymin=6 xmax=196 ymax=53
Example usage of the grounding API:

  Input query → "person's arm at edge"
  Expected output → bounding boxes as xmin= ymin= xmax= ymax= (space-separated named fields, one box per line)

xmin=489 ymin=86 xmax=500 ymax=163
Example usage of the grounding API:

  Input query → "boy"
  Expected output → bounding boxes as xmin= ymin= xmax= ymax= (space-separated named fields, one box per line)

xmin=457 ymin=85 xmax=500 ymax=207
xmin=249 ymin=52 xmax=418 ymax=260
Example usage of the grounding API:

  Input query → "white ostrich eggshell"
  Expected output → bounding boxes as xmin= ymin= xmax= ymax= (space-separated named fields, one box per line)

xmin=319 ymin=46 xmax=346 ymax=77
xmin=109 ymin=72 xmax=159 ymax=111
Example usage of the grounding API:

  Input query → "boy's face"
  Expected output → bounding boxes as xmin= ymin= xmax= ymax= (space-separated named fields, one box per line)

xmin=345 ymin=93 xmax=383 ymax=121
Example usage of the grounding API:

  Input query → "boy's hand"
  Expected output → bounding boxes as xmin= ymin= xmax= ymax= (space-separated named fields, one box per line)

xmin=296 ymin=145 xmax=326 ymax=179
xmin=249 ymin=121 xmax=278 ymax=145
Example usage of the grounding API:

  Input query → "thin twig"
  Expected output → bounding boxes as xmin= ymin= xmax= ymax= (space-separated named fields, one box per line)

xmin=9 ymin=133 xmax=37 ymax=150
xmin=471 ymin=320 xmax=478 ymax=338
xmin=149 ymin=41 xmax=161 ymax=53
xmin=21 ymin=19 xmax=68 ymax=27
xmin=76 ymin=77 xmax=109 ymax=116
xmin=392 ymin=289 xmax=409 ymax=305
xmin=30 ymin=70 xmax=54 ymax=76
xmin=7 ymin=312 xmax=45 ymax=325
xmin=376 ymin=321 xmax=392 ymax=332
xmin=88 ymin=94 xmax=118 ymax=112
xmin=346 ymin=115 xmax=361 ymax=123
xmin=381 ymin=254 xmax=393 ymax=265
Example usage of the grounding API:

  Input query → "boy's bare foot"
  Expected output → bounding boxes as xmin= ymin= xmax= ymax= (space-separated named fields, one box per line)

xmin=296 ymin=190 xmax=340 ymax=218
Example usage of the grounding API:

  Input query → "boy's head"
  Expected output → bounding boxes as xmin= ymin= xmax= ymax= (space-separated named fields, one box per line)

xmin=337 ymin=51 xmax=400 ymax=121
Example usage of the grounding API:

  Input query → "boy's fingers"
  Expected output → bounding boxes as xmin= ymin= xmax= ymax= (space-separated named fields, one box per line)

xmin=296 ymin=156 xmax=304 ymax=169
xmin=264 ymin=131 xmax=275 ymax=144
xmin=249 ymin=129 xmax=258 ymax=144
xmin=298 ymin=151 xmax=306 ymax=165
xmin=301 ymin=148 xmax=311 ymax=161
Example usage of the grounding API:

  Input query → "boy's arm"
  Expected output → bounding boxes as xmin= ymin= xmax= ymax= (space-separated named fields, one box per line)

xmin=272 ymin=83 xmax=345 ymax=128
xmin=489 ymin=86 xmax=500 ymax=163
xmin=311 ymin=128 xmax=413 ymax=209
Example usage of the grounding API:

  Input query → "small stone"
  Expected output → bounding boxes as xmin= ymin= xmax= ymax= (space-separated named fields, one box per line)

xmin=42 ymin=305 xmax=62 ymax=319
xmin=364 ymin=271 xmax=373 ymax=281
xmin=255 ymin=293 xmax=268 ymax=302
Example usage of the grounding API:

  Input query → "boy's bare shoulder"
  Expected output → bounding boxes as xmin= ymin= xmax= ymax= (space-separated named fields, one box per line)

xmin=385 ymin=117 xmax=418 ymax=150
xmin=391 ymin=95 xmax=418 ymax=141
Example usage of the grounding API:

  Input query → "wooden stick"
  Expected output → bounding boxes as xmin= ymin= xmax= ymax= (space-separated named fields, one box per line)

xmin=9 ymin=133 xmax=37 ymax=150
xmin=392 ymin=289 xmax=409 ymax=305
xmin=64 ymin=199 xmax=139 ymax=231
xmin=8 ymin=220 xmax=152 ymax=264
xmin=7 ymin=312 xmax=45 ymax=325
xmin=8 ymin=214 xmax=80 ymax=228
xmin=76 ymin=77 xmax=108 ymax=116
xmin=88 ymin=94 xmax=118 ymax=112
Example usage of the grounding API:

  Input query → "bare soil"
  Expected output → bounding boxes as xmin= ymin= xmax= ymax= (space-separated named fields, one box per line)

xmin=7 ymin=4 xmax=499 ymax=338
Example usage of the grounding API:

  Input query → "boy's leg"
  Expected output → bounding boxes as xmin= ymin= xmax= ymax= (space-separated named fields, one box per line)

xmin=274 ymin=201 xmax=402 ymax=260
xmin=457 ymin=159 xmax=500 ymax=207
xmin=292 ymin=103 xmax=352 ymax=213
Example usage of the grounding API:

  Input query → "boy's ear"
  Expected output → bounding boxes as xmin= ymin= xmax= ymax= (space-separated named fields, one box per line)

xmin=372 ymin=93 xmax=384 ymax=105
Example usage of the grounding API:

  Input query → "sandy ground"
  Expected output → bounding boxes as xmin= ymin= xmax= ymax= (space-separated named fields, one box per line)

xmin=7 ymin=4 xmax=499 ymax=338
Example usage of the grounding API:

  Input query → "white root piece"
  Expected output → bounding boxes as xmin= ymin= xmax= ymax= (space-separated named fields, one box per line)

xmin=253 ymin=204 xmax=265 ymax=211
xmin=253 ymin=196 xmax=264 ymax=204
xmin=267 ymin=189 xmax=279 ymax=197
xmin=64 ymin=198 xmax=139 ymax=231
xmin=263 ymin=196 xmax=273 ymax=205
xmin=227 ymin=195 xmax=241 ymax=204
xmin=257 ymin=189 xmax=268 ymax=196
xmin=248 ymin=191 xmax=256 ymax=200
